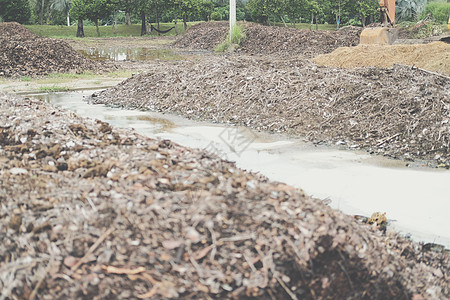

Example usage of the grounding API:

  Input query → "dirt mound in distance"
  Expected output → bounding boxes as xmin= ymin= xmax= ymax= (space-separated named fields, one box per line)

xmin=172 ymin=21 xmax=228 ymax=50
xmin=173 ymin=22 xmax=362 ymax=57
xmin=240 ymin=23 xmax=362 ymax=57
xmin=313 ymin=42 xmax=450 ymax=75
xmin=0 ymin=22 xmax=37 ymax=39
xmin=0 ymin=22 xmax=112 ymax=77
xmin=93 ymin=56 xmax=450 ymax=167
xmin=1 ymin=93 xmax=449 ymax=299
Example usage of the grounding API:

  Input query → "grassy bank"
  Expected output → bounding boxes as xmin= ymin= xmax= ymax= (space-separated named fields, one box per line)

xmin=25 ymin=23 xmax=198 ymax=38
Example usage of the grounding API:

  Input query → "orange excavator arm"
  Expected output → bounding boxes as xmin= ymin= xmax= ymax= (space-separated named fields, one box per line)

xmin=360 ymin=0 xmax=398 ymax=44
xmin=379 ymin=0 xmax=395 ymax=26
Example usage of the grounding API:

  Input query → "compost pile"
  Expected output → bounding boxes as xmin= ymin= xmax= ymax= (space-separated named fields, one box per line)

xmin=93 ymin=56 xmax=450 ymax=167
xmin=0 ymin=22 xmax=111 ymax=77
xmin=313 ymin=41 xmax=450 ymax=75
xmin=172 ymin=21 xmax=229 ymax=51
xmin=173 ymin=22 xmax=362 ymax=57
xmin=1 ymin=93 xmax=449 ymax=299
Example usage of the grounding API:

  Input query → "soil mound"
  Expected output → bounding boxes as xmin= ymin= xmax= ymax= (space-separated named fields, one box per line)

xmin=0 ymin=22 xmax=36 ymax=39
xmin=313 ymin=42 xmax=450 ymax=75
xmin=1 ymin=93 xmax=449 ymax=299
xmin=0 ymin=22 xmax=111 ymax=77
xmin=173 ymin=22 xmax=362 ymax=57
xmin=93 ymin=56 xmax=450 ymax=167
xmin=172 ymin=21 xmax=228 ymax=50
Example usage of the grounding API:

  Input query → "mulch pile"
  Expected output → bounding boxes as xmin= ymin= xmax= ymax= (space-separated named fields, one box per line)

xmin=0 ymin=22 xmax=112 ymax=77
xmin=1 ymin=93 xmax=449 ymax=299
xmin=313 ymin=41 xmax=450 ymax=75
xmin=173 ymin=22 xmax=362 ymax=57
xmin=93 ymin=56 xmax=450 ymax=167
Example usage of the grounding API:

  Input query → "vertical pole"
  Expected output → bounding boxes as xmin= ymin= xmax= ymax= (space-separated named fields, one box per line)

xmin=229 ymin=0 xmax=236 ymax=41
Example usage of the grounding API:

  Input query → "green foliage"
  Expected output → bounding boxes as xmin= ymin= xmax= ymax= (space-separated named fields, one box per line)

xmin=215 ymin=24 xmax=246 ymax=52
xmin=398 ymin=20 xmax=444 ymax=38
xmin=0 ymin=0 xmax=31 ymax=23
xmin=210 ymin=11 xmax=222 ymax=21
xmin=25 ymin=23 xmax=193 ymax=37
xmin=39 ymin=85 xmax=70 ymax=92
xmin=396 ymin=0 xmax=427 ymax=22
xmin=424 ymin=2 xmax=450 ymax=24
xmin=70 ymin=0 xmax=90 ymax=20
xmin=230 ymin=23 xmax=245 ymax=44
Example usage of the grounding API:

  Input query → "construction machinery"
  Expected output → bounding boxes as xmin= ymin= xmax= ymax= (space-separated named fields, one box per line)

xmin=360 ymin=0 xmax=398 ymax=45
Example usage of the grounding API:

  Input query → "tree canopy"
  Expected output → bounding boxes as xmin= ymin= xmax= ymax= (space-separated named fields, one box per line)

xmin=0 ymin=0 xmax=31 ymax=23
xmin=2 ymin=0 xmax=446 ymax=30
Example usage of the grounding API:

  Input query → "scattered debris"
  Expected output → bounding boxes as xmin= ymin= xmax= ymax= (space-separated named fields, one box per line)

xmin=93 ymin=56 xmax=450 ymax=167
xmin=1 ymin=93 xmax=449 ymax=299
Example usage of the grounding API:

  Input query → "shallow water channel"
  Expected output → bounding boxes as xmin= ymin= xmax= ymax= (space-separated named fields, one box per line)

xmin=33 ymin=90 xmax=450 ymax=249
xmin=78 ymin=48 xmax=183 ymax=61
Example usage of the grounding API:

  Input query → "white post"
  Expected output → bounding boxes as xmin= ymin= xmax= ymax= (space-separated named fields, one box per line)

xmin=229 ymin=0 xmax=236 ymax=41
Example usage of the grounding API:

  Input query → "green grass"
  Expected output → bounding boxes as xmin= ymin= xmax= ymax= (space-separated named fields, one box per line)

xmin=215 ymin=24 xmax=246 ymax=52
xmin=41 ymin=70 xmax=132 ymax=81
xmin=39 ymin=85 xmax=70 ymax=92
xmin=25 ymin=23 xmax=199 ymax=38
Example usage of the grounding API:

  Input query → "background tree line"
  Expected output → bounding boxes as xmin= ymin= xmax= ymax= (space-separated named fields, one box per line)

xmin=1 ymin=0 xmax=449 ymax=35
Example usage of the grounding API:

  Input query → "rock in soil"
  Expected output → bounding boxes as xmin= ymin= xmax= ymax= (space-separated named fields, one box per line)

xmin=0 ymin=22 xmax=113 ymax=77
xmin=93 ymin=55 xmax=450 ymax=168
xmin=1 ymin=93 xmax=449 ymax=299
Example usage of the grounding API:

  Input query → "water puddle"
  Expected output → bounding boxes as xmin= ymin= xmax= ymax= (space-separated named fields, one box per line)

xmin=33 ymin=90 xmax=450 ymax=248
xmin=79 ymin=48 xmax=183 ymax=61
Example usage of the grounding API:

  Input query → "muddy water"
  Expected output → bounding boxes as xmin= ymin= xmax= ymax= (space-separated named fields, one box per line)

xmin=78 ymin=48 xmax=182 ymax=61
xmin=34 ymin=90 xmax=450 ymax=249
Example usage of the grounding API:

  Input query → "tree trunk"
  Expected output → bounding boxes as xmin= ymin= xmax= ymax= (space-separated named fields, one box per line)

xmin=315 ymin=15 xmax=318 ymax=30
xmin=39 ymin=0 xmax=45 ymax=25
xmin=46 ymin=1 xmax=50 ymax=24
xmin=174 ymin=16 xmax=178 ymax=35
xmin=360 ymin=15 xmax=366 ymax=27
xmin=156 ymin=10 xmax=160 ymax=36
xmin=76 ymin=18 xmax=84 ymax=38
xmin=66 ymin=11 xmax=70 ymax=26
xmin=310 ymin=12 xmax=313 ymax=30
xmin=141 ymin=12 xmax=147 ymax=35
xmin=95 ymin=19 xmax=100 ymax=37
xmin=183 ymin=14 xmax=187 ymax=31
xmin=113 ymin=11 xmax=117 ymax=35
xmin=280 ymin=15 xmax=287 ymax=27
xmin=125 ymin=11 xmax=131 ymax=25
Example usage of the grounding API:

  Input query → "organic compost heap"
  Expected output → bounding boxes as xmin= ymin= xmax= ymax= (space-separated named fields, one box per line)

xmin=0 ymin=22 xmax=110 ymax=77
xmin=313 ymin=42 xmax=450 ymax=75
xmin=173 ymin=22 xmax=362 ymax=57
xmin=1 ymin=93 xmax=449 ymax=299
xmin=93 ymin=56 xmax=450 ymax=167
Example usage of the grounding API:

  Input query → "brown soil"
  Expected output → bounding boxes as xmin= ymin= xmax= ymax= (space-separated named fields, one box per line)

xmin=1 ymin=93 xmax=449 ymax=299
xmin=93 ymin=56 xmax=450 ymax=168
xmin=0 ymin=22 xmax=113 ymax=77
xmin=173 ymin=22 xmax=362 ymax=57
xmin=313 ymin=42 xmax=450 ymax=75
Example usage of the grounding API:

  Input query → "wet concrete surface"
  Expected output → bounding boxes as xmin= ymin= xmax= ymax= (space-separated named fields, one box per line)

xmin=33 ymin=90 xmax=450 ymax=248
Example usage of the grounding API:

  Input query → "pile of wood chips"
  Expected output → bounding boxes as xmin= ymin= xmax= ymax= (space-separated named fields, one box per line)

xmin=0 ymin=22 xmax=112 ymax=77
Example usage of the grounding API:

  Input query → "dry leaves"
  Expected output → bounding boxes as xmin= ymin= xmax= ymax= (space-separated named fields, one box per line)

xmin=1 ymin=93 xmax=449 ymax=299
